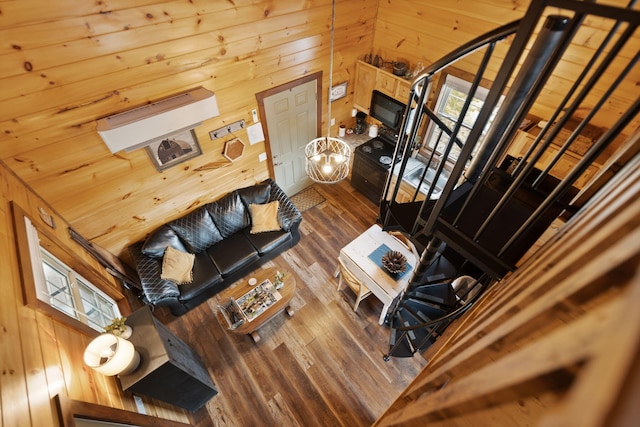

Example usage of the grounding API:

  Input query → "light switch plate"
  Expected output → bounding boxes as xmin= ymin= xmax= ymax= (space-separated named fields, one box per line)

xmin=251 ymin=109 xmax=259 ymax=123
xmin=258 ymin=152 xmax=267 ymax=162
xmin=133 ymin=395 xmax=146 ymax=414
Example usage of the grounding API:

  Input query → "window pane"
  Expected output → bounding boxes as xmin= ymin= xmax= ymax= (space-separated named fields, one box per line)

xmin=42 ymin=262 xmax=77 ymax=318
xmin=39 ymin=248 xmax=120 ymax=332
xmin=425 ymin=77 xmax=501 ymax=164
xmin=77 ymin=279 xmax=119 ymax=331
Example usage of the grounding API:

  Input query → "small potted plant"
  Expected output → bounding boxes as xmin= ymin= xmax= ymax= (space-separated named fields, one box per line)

xmin=104 ymin=316 xmax=132 ymax=339
xmin=274 ymin=271 xmax=285 ymax=290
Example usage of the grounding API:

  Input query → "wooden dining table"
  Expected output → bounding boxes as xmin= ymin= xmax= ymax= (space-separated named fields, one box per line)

xmin=338 ymin=224 xmax=418 ymax=325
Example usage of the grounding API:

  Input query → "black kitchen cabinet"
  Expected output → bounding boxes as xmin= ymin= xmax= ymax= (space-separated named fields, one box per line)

xmin=351 ymin=149 xmax=389 ymax=204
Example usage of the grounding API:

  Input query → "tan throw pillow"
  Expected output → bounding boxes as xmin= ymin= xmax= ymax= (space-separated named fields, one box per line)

xmin=249 ymin=201 xmax=281 ymax=234
xmin=161 ymin=246 xmax=195 ymax=285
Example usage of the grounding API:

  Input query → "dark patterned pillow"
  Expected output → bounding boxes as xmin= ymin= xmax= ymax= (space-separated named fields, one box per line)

xmin=168 ymin=207 xmax=223 ymax=253
xmin=206 ymin=192 xmax=249 ymax=238
xmin=141 ymin=225 xmax=188 ymax=258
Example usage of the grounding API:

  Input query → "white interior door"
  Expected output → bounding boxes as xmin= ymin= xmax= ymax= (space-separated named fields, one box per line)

xmin=263 ymin=79 xmax=318 ymax=196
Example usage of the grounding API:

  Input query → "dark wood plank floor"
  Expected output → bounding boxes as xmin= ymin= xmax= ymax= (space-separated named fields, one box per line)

xmin=157 ymin=180 xmax=427 ymax=426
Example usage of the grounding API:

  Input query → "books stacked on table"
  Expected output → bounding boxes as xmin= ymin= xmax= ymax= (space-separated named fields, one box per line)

xmin=219 ymin=280 xmax=283 ymax=329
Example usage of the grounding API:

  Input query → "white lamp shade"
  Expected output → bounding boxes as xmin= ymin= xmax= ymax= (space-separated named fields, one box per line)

xmin=305 ymin=137 xmax=351 ymax=184
xmin=84 ymin=334 xmax=140 ymax=376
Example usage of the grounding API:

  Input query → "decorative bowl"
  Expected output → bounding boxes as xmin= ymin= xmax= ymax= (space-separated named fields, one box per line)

xmin=381 ymin=250 xmax=407 ymax=274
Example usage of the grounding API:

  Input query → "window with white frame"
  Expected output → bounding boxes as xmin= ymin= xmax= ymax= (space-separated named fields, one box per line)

xmin=425 ymin=74 xmax=503 ymax=163
xmin=24 ymin=217 xmax=121 ymax=332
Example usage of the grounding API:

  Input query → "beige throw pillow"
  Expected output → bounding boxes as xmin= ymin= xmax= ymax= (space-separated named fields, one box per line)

xmin=249 ymin=201 xmax=281 ymax=234
xmin=161 ymin=246 xmax=195 ymax=285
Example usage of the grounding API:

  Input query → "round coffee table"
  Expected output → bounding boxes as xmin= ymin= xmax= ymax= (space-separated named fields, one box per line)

xmin=216 ymin=267 xmax=296 ymax=342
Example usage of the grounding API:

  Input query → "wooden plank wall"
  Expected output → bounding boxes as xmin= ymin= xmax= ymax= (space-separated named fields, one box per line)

xmin=0 ymin=161 xmax=191 ymax=425
xmin=0 ymin=0 xmax=377 ymax=258
xmin=373 ymin=0 xmax=639 ymax=132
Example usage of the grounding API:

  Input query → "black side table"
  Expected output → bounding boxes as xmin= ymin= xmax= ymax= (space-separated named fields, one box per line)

xmin=120 ymin=307 xmax=218 ymax=412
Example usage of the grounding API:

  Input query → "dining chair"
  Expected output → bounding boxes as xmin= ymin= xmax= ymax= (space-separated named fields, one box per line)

xmin=337 ymin=258 xmax=372 ymax=311
xmin=451 ymin=275 xmax=483 ymax=304
xmin=387 ymin=230 xmax=420 ymax=262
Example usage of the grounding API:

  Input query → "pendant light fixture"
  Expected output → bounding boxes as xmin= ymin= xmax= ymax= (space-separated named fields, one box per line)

xmin=305 ymin=0 xmax=351 ymax=184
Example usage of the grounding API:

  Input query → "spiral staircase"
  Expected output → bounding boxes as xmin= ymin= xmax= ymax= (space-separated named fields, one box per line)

xmin=380 ymin=1 xmax=639 ymax=359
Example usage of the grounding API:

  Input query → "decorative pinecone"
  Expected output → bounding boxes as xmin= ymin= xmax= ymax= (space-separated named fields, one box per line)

xmin=381 ymin=250 xmax=407 ymax=274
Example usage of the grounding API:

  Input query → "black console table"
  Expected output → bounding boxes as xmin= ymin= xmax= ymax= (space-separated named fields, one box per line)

xmin=120 ymin=307 xmax=218 ymax=412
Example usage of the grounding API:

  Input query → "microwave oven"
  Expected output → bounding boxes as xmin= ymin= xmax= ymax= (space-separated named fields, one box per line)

xmin=369 ymin=90 xmax=407 ymax=133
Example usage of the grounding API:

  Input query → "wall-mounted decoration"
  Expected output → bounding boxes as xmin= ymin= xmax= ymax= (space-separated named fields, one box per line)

xmin=38 ymin=207 xmax=56 ymax=229
xmin=145 ymin=129 xmax=202 ymax=172
xmin=247 ymin=122 xmax=265 ymax=145
xmin=223 ymin=138 xmax=246 ymax=162
xmin=209 ymin=119 xmax=246 ymax=140
xmin=330 ymin=82 xmax=348 ymax=102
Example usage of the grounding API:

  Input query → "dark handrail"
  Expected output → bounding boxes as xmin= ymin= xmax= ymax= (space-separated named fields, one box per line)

xmin=410 ymin=20 xmax=521 ymax=88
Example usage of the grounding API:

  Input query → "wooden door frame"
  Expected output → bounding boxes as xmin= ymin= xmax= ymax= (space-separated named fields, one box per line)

xmin=255 ymin=72 xmax=323 ymax=179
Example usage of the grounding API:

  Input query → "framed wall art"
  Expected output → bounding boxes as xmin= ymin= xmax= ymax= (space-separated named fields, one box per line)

xmin=330 ymin=82 xmax=348 ymax=102
xmin=146 ymin=129 xmax=202 ymax=171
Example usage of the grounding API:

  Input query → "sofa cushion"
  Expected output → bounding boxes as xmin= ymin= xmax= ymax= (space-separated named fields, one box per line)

xmin=206 ymin=192 xmax=249 ymax=237
xmin=169 ymin=206 xmax=223 ymax=253
xmin=237 ymin=182 xmax=271 ymax=206
xmin=129 ymin=242 xmax=180 ymax=304
xmin=243 ymin=228 xmax=292 ymax=255
xmin=161 ymin=247 xmax=195 ymax=285
xmin=206 ymin=232 xmax=259 ymax=277
xmin=178 ymin=252 xmax=223 ymax=301
xmin=268 ymin=182 xmax=302 ymax=232
xmin=249 ymin=201 xmax=281 ymax=234
xmin=141 ymin=225 xmax=188 ymax=258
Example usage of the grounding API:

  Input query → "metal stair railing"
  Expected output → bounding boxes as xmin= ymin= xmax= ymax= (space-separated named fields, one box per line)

xmin=380 ymin=20 xmax=520 ymax=232
xmin=381 ymin=0 xmax=640 ymax=359
xmin=383 ymin=276 xmax=488 ymax=361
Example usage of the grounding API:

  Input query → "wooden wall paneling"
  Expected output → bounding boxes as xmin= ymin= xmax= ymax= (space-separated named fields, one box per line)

xmin=18 ymin=307 xmax=57 ymax=426
xmin=1 ymin=0 xmax=372 ymax=258
xmin=372 ymin=2 xmax=518 ymax=67
xmin=0 ymin=184 xmax=31 ymax=427
xmin=0 ymin=0 xmax=322 ymax=79
xmin=0 ymin=0 xmax=164 ymax=28
xmin=372 ymin=0 xmax=640 ymax=131
xmin=36 ymin=311 xmax=68 ymax=400
xmin=0 ymin=15 xmax=322 ymax=153
xmin=0 ymin=161 xmax=193 ymax=425
xmin=0 ymin=1 xmax=360 ymax=134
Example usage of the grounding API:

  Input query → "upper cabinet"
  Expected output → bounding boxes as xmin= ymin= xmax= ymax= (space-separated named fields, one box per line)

xmin=354 ymin=61 xmax=412 ymax=113
xmin=353 ymin=61 xmax=377 ymax=113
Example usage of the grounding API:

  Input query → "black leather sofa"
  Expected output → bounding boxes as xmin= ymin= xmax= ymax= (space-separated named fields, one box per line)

xmin=128 ymin=179 xmax=302 ymax=316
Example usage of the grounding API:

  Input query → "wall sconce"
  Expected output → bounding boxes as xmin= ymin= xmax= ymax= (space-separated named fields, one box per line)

xmin=83 ymin=334 xmax=140 ymax=376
